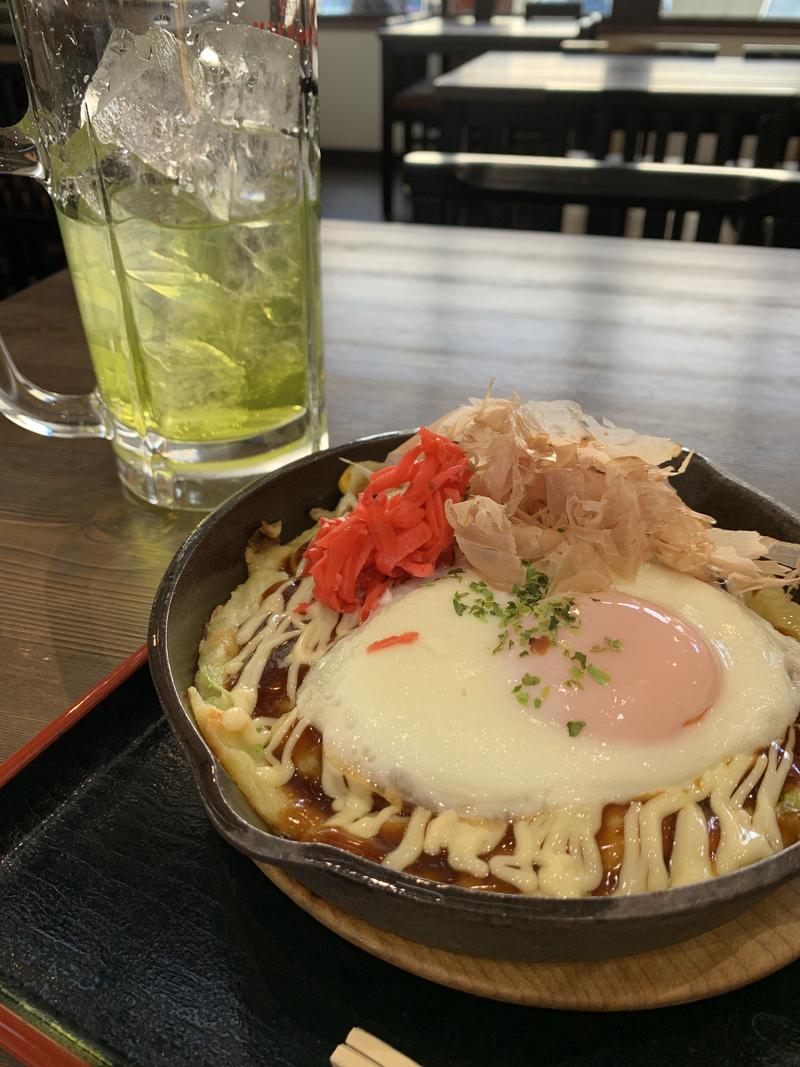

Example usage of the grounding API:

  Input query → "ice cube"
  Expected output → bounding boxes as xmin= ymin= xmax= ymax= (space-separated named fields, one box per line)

xmin=192 ymin=125 xmax=301 ymax=222
xmin=83 ymin=29 xmax=141 ymax=124
xmin=82 ymin=24 xmax=302 ymax=222
xmin=85 ymin=26 xmax=205 ymax=180
xmin=194 ymin=24 xmax=301 ymax=133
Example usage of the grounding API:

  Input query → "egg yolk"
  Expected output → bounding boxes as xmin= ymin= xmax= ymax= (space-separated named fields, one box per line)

xmin=513 ymin=592 xmax=721 ymax=744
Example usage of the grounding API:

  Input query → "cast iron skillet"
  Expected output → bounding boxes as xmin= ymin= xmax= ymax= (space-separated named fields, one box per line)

xmin=149 ymin=432 xmax=800 ymax=963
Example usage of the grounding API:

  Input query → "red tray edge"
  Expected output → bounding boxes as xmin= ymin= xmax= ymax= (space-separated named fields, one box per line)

xmin=0 ymin=1004 xmax=91 ymax=1067
xmin=0 ymin=644 xmax=149 ymax=1067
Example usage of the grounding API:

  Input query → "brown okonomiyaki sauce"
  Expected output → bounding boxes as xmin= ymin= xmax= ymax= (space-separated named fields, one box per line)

xmin=250 ymin=573 xmax=800 ymax=893
xmin=259 ymin=688 xmax=800 ymax=894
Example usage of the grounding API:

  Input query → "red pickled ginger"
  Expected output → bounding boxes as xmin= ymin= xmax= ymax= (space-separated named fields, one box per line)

xmin=305 ymin=428 xmax=471 ymax=620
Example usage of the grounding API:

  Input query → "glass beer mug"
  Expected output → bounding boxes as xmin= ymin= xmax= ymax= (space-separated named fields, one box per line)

xmin=0 ymin=0 xmax=326 ymax=509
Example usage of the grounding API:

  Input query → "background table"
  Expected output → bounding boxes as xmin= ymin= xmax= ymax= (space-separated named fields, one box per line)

xmin=2 ymin=218 xmax=799 ymax=770
xmin=379 ymin=13 xmax=590 ymax=51
xmin=434 ymin=51 xmax=800 ymax=162
xmin=434 ymin=51 xmax=800 ymax=102
xmin=378 ymin=14 xmax=597 ymax=217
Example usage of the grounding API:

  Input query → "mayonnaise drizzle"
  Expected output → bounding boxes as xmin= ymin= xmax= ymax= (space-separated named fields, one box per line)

xmin=189 ymin=571 xmax=798 ymax=898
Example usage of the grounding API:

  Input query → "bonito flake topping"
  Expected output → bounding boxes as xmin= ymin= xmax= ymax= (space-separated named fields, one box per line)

xmin=392 ymin=397 xmax=799 ymax=597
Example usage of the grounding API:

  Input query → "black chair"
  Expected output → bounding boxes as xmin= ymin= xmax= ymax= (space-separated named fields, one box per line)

xmin=447 ymin=88 xmax=800 ymax=172
xmin=392 ymin=77 xmax=443 ymax=160
xmin=0 ymin=59 xmax=66 ymax=298
xmin=403 ymin=149 xmax=800 ymax=245
xmin=743 ymin=43 xmax=800 ymax=60
xmin=561 ymin=39 xmax=719 ymax=57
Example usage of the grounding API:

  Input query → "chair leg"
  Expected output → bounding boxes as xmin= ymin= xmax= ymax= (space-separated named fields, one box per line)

xmin=755 ymin=112 xmax=790 ymax=167
xmin=643 ymin=208 xmax=668 ymax=239
xmin=587 ymin=205 xmax=624 ymax=237
xmin=413 ymin=195 xmax=446 ymax=225
xmin=684 ymin=113 xmax=703 ymax=163
xmin=591 ymin=109 xmax=612 ymax=160
xmin=715 ymin=114 xmax=738 ymax=165
xmin=381 ymin=128 xmax=394 ymax=221
xmin=623 ymin=111 xmax=642 ymax=162
xmin=771 ymin=216 xmax=800 ymax=248
xmin=381 ymin=43 xmax=395 ymax=221
xmin=696 ymin=211 xmax=723 ymax=243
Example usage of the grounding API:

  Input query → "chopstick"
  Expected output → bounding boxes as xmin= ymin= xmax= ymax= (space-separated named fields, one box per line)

xmin=330 ymin=1027 xmax=423 ymax=1067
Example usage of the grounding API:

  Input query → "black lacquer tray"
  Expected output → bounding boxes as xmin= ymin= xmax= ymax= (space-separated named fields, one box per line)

xmin=1 ymin=653 xmax=800 ymax=1066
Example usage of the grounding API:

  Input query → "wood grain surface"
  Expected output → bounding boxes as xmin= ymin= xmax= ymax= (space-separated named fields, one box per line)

xmin=262 ymin=865 xmax=800 ymax=1011
xmin=1 ymin=218 xmax=799 ymax=766
xmin=434 ymin=50 xmax=800 ymax=101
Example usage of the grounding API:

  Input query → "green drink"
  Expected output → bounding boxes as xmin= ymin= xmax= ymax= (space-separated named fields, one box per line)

xmin=1 ymin=13 xmax=326 ymax=510
xmin=56 ymin=183 xmax=317 ymax=446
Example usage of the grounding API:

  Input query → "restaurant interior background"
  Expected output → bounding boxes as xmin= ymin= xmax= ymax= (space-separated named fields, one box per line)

xmin=3 ymin=0 xmax=800 ymax=293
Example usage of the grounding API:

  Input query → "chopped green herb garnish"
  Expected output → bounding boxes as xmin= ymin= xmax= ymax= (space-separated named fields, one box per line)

xmin=587 ymin=665 xmax=610 ymax=686
xmin=449 ymin=565 xmax=613 ymax=704
xmin=591 ymin=636 xmax=624 ymax=653
xmin=567 ymin=720 xmax=586 ymax=737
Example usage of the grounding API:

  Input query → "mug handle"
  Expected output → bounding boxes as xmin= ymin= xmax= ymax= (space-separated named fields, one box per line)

xmin=0 ymin=122 xmax=109 ymax=439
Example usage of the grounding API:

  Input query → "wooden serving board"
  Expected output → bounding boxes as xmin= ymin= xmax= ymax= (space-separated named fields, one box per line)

xmin=260 ymin=865 xmax=800 ymax=1011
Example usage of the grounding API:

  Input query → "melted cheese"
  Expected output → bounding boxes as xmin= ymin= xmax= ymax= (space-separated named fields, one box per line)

xmin=189 ymin=572 xmax=799 ymax=898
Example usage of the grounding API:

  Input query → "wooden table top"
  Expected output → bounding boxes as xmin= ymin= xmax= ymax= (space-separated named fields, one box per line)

xmin=434 ymin=50 xmax=800 ymax=101
xmin=1 ymin=218 xmax=799 ymax=770
xmin=378 ymin=14 xmax=584 ymax=43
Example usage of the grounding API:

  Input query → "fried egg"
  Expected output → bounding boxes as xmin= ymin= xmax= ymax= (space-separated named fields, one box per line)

xmin=296 ymin=564 xmax=800 ymax=819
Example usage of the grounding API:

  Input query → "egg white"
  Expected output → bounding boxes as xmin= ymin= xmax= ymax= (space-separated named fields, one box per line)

xmin=296 ymin=564 xmax=800 ymax=819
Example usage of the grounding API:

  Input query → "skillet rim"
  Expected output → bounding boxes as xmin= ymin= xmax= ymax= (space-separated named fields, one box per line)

xmin=148 ymin=431 xmax=800 ymax=923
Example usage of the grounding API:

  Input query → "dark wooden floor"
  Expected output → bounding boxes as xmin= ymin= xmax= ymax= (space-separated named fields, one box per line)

xmin=321 ymin=151 xmax=406 ymax=222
